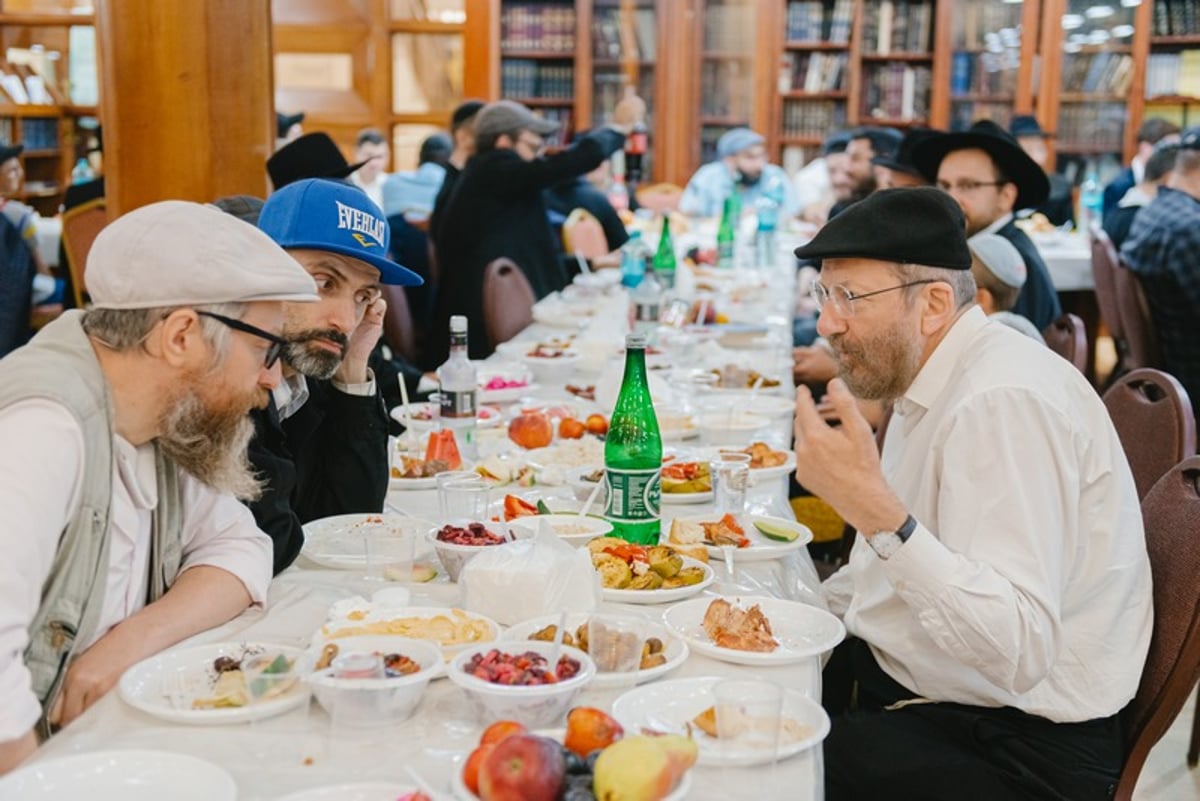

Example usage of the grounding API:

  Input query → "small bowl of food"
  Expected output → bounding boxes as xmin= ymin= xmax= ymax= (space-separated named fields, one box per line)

xmin=507 ymin=513 xmax=613 ymax=548
xmin=566 ymin=464 xmax=607 ymax=504
xmin=427 ymin=521 xmax=520 ymax=582
xmin=520 ymin=345 xmax=581 ymax=382
xmin=303 ymin=635 xmax=442 ymax=728
xmin=446 ymin=641 xmax=595 ymax=728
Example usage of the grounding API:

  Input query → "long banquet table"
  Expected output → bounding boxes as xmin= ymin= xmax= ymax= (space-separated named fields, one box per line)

xmin=26 ymin=249 xmax=831 ymax=801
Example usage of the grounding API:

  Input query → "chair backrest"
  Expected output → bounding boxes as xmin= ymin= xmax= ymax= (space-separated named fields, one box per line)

xmin=1041 ymin=312 xmax=1088 ymax=374
xmin=60 ymin=197 xmax=108 ymax=309
xmin=635 ymin=182 xmax=684 ymax=214
xmin=0 ymin=213 xmax=34 ymax=358
xmin=1114 ymin=258 xmax=1162 ymax=370
xmin=1103 ymin=368 xmax=1197 ymax=500
xmin=380 ymin=284 xmax=418 ymax=364
xmin=1114 ymin=456 xmax=1200 ymax=801
xmin=1089 ymin=221 xmax=1125 ymax=344
xmin=482 ymin=257 xmax=535 ymax=349
xmin=562 ymin=208 xmax=609 ymax=260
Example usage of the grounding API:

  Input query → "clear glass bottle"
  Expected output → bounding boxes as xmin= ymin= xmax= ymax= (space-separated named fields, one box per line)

xmin=436 ymin=315 xmax=478 ymax=460
xmin=630 ymin=261 xmax=663 ymax=341
xmin=620 ymin=230 xmax=651 ymax=288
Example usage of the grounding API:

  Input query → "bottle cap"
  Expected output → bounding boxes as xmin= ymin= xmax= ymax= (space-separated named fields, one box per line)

xmin=625 ymin=333 xmax=647 ymax=349
xmin=450 ymin=315 xmax=468 ymax=333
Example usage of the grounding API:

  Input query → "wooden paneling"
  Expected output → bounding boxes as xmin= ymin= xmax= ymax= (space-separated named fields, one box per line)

xmin=96 ymin=0 xmax=274 ymax=216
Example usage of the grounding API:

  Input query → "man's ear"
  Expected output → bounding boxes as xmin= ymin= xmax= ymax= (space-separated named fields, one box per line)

xmin=154 ymin=309 xmax=207 ymax=369
xmin=921 ymin=280 xmax=959 ymax=335
xmin=999 ymin=181 xmax=1019 ymax=213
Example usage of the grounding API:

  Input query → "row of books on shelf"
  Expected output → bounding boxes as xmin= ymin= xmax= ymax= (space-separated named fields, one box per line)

xmin=500 ymin=61 xmax=574 ymax=99
xmin=950 ymin=51 xmax=1019 ymax=97
xmin=593 ymin=72 xmax=655 ymax=121
xmin=781 ymin=99 xmax=847 ymax=138
xmin=500 ymin=3 xmax=576 ymax=54
xmin=1056 ymin=104 xmax=1127 ymax=151
xmin=861 ymin=63 xmax=931 ymax=121
xmin=862 ymin=0 xmax=934 ymax=56
xmin=1146 ymin=51 xmax=1200 ymax=98
xmin=592 ymin=8 xmax=656 ymax=61
xmin=1153 ymin=0 xmax=1200 ymax=36
xmin=951 ymin=3 xmax=1022 ymax=51
xmin=1061 ymin=51 xmax=1134 ymax=97
xmin=783 ymin=51 xmax=848 ymax=93
xmin=9 ymin=118 xmax=58 ymax=150
xmin=785 ymin=0 xmax=853 ymax=44
xmin=700 ymin=60 xmax=753 ymax=119
xmin=949 ymin=101 xmax=1012 ymax=133
xmin=703 ymin=2 xmax=754 ymax=52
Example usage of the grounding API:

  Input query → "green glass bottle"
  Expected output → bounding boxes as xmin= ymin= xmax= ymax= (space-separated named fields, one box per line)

xmin=652 ymin=215 xmax=676 ymax=289
xmin=716 ymin=192 xmax=740 ymax=269
xmin=604 ymin=334 xmax=663 ymax=545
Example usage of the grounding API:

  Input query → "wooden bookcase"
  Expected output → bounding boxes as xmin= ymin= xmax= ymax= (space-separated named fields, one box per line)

xmin=1143 ymin=1 xmax=1200 ymax=131
xmin=0 ymin=3 xmax=99 ymax=215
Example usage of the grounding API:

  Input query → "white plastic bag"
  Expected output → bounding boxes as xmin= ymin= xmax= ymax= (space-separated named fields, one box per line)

xmin=460 ymin=518 xmax=601 ymax=625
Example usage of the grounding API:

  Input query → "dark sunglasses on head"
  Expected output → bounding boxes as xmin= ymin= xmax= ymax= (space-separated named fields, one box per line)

xmin=197 ymin=311 xmax=287 ymax=369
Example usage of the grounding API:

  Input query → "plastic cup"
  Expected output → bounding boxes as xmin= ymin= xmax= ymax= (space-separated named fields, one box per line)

xmin=586 ymin=615 xmax=646 ymax=688
xmin=710 ymin=452 xmax=751 ymax=514
xmin=714 ymin=678 xmax=784 ymax=797
xmin=441 ymin=477 xmax=491 ymax=521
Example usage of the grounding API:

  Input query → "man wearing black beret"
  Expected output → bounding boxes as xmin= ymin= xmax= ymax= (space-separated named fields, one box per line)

xmin=912 ymin=120 xmax=1062 ymax=332
xmin=792 ymin=188 xmax=1151 ymax=800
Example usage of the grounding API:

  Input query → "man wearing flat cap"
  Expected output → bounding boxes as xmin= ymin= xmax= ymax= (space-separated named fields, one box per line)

xmin=0 ymin=202 xmax=320 ymax=774
xmin=679 ymin=127 xmax=798 ymax=219
xmin=791 ymin=188 xmax=1150 ymax=800
xmin=912 ymin=119 xmax=1062 ymax=331
xmin=431 ymin=96 xmax=643 ymax=362
xmin=251 ymin=178 xmax=424 ymax=575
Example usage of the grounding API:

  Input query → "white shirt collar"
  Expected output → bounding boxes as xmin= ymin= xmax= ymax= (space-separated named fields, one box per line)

xmin=272 ymin=373 xmax=310 ymax=421
xmin=978 ymin=212 xmax=1014 ymax=237
xmin=895 ymin=306 xmax=989 ymax=417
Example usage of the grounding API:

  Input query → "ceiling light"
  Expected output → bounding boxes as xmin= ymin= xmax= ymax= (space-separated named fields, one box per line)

xmin=1062 ymin=14 xmax=1085 ymax=29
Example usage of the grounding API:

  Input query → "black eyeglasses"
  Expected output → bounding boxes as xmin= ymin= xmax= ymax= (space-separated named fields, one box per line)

xmin=197 ymin=311 xmax=287 ymax=369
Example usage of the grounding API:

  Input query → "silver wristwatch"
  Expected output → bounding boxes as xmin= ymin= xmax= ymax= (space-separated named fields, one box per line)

xmin=867 ymin=514 xmax=918 ymax=560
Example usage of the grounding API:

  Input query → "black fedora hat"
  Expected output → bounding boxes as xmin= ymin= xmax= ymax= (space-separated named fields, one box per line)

xmin=912 ymin=120 xmax=1050 ymax=210
xmin=0 ymin=143 xmax=23 ymax=163
xmin=276 ymin=111 xmax=305 ymax=139
xmin=267 ymin=132 xmax=366 ymax=190
xmin=871 ymin=127 xmax=941 ymax=178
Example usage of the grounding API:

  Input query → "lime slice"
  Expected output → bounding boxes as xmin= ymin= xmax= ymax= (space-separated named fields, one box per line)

xmin=754 ymin=519 xmax=799 ymax=542
xmin=411 ymin=563 xmax=439 ymax=583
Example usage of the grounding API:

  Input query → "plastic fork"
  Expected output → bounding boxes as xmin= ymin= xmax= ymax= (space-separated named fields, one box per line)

xmin=162 ymin=671 xmax=190 ymax=710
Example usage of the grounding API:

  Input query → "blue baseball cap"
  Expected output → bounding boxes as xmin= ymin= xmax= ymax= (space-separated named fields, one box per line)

xmin=257 ymin=178 xmax=423 ymax=287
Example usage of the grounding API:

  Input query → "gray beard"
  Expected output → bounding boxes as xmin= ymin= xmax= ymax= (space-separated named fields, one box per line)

xmin=157 ymin=390 xmax=264 ymax=501
xmin=283 ymin=341 xmax=342 ymax=380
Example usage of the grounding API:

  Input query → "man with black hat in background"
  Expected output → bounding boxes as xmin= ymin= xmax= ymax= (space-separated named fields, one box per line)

xmin=1010 ymin=115 xmax=1074 ymax=227
xmin=276 ymin=111 xmax=305 ymax=147
xmin=827 ymin=126 xmax=903 ymax=219
xmin=429 ymin=100 xmax=485 ymax=246
xmin=870 ymin=127 xmax=939 ymax=190
xmin=791 ymin=187 xmax=1150 ymax=801
xmin=267 ymin=132 xmax=367 ymax=191
xmin=913 ymin=119 xmax=1062 ymax=331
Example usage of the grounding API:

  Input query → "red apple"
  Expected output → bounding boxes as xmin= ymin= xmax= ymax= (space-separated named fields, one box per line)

xmin=479 ymin=734 xmax=565 ymax=801
xmin=508 ymin=411 xmax=553 ymax=450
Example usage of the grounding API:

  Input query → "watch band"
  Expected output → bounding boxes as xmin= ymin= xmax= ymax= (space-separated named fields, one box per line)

xmin=896 ymin=514 xmax=918 ymax=543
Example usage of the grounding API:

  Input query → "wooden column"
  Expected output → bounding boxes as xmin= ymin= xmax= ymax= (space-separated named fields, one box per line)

xmin=96 ymin=0 xmax=274 ymax=217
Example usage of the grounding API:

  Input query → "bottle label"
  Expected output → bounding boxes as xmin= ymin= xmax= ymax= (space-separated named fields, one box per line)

xmin=634 ymin=302 xmax=660 ymax=323
xmin=604 ymin=467 xmax=661 ymax=524
xmin=440 ymin=389 xmax=477 ymax=420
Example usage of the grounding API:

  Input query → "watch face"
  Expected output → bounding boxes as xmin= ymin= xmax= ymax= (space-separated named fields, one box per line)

xmin=868 ymin=531 xmax=903 ymax=560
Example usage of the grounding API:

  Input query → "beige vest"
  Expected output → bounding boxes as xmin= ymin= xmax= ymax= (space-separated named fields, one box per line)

xmin=0 ymin=311 xmax=183 ymax=733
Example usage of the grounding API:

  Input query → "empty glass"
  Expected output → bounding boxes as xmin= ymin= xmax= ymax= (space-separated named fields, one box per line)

xmin=441 ymin=477 xmax=490 ymax=521
xmin=710 ymin=452 xmax=751 ymax=515
xmin=436 ymin=470 xmax=479 ymax=517
xmin=361 ymin=526 xmax=416 ymax=584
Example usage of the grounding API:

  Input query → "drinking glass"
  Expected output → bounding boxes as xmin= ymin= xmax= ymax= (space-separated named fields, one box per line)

xmin=436 ymin=470 xmax=479 ymax=517
xmin=714 ymin=678 xmax=784 ymax=798
xmin=441 ymin=477 xmax=491 ymax=521
xmin=587 ymin=615 xmax=646 ymax=689
xmin=710 ymin=452 xmax=751 ymax=515
xmin=361 ymin=526 xmax=415 ymax=584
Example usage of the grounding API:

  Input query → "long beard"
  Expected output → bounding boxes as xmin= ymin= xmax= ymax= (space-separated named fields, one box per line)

xmin=157 ymin=381 xmax=265 ymax=501
xmin=828 ymin=321 xmax=922 ymax=403
xmin=282 ymin=328 xmax=348 ymax=380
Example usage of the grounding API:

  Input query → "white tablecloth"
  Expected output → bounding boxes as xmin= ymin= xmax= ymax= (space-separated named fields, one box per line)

xmin=1031 ymin=231 xmax=1093 ymax=291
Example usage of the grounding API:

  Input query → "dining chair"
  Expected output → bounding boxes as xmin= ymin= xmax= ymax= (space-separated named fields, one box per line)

xmin=60 ymin=196 xmax=108 ymax=309
xmin=1042 ymin=313 xmax=1088 ymax=375
xmin=561 ymin=208 xmax=609 ymax=262
xmin=634 ymin=182 xmax=684 ymax=215
xmin=482 ymin=257 xmax=535 ymax=350
xmin=1114 ymin=258 xmax=1162 ymax=371
xmin=1103 ymin=368 xmax=1196 ymax=501
xmin=1089 ymin=221 xmax=1127 ymax=379
xmin=380 ymin=284 xmax=418 ymax=365
xmin=1113 ymin=456 xmax=1200 ymax=798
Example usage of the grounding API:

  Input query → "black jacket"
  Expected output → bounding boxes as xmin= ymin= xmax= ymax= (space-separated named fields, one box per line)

xmin=430 ymin=128 xmax=626 ymax=363
xmin=544 ymin=176 xmax=630 ymax=253
xmin=997 ymin=218 xmax=1063 ymax=332
xmin=248 ymin=379 xmax=390 ymax=575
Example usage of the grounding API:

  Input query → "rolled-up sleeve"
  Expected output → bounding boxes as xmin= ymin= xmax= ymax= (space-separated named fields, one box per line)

xmin=177 ymin=475 xmax=273 ymax=606
xmin=0 ymin=400 xmax=83 ymax=740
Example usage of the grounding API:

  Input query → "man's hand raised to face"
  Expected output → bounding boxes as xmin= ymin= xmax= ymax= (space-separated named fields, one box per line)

xmin=335 ymin=295 xmax=386 ymax=385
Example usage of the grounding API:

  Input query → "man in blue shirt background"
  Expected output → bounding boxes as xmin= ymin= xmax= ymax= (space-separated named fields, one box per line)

xmin=679 ymin=127 xmax=798 ymax=219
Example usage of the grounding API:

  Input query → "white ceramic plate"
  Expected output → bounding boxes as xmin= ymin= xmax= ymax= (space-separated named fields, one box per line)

xmin=118 ymin=643 xmax=307 ymax=725
xmin=501 ymin=613 xmax=689 ymax=688
xmin=478 ymin=367 xmax=537 ymax=404
xmin=301 ymin=513 xmax=434 ymax=570
xmin=275 ymin=783 xmax=419 ymax=801
xmin=667 ymin=513 xmax=810 ymax=563
xmin=692 ymin=446 xmax=797 ymax=482
xmin=0 ymin=750 xmax=236 ymax=801
xmin=662 ymin=596 xmax=844 ymax=666
xmin=449 ymin=752 xmax=691 ymax=801
xmin=316 ymin=605 xmax=501 ymax=658
xmin=389 ymin=403 xmax=503 ymax=431
xmin=600 ymin=556 xmax=715 ymax=605
xmin=661 ymin=487 xmax=714 ymax=504
xmin=612 ymin=676 xmax=830 ymax=767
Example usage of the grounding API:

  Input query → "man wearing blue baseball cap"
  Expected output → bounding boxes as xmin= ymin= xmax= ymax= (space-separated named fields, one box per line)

xmin=679 ymin=127 xmax=799 ymax=219
xmin=251 ymin=178 xmax=423 ymax=574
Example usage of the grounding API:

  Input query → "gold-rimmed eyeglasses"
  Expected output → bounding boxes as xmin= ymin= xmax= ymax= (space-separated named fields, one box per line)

xmin=810 ymin=279 xmax=941 ymax=317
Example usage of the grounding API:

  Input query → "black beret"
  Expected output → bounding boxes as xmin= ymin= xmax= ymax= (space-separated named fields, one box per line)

xmin=793 ymin=187 xmax=971 ymax=270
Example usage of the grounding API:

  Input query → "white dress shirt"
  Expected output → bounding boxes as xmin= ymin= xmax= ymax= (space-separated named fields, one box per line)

xmin=0 ymin=399 xmax=272 ymax=740
xmin=823 ymin=307 xmax=1152 ymax=722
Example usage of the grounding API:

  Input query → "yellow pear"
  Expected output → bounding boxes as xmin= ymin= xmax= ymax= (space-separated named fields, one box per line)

xmin=592 ymin=736 xmax=674 ymax=801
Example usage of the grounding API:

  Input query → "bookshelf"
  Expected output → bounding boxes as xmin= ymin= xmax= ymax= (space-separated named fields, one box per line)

xmin=858 ymin=0 xmax=936 ymax=125
xmin=697 ymin=0 xmax=759 ymax=164
xmin=1145 ymin=0 xmax=1200 ymax=130
xmin=590 ymin=0 xmax=663 ymax=178
xmin=0 ymin=1 xmax=98 ymax=215
xmin=777 ymin=0 xmax=854 ymax=170
xmin=499 ymin=0 xmax=579 ymax=146
xmin=947 ymin=0 xmax=1037 ymax=133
